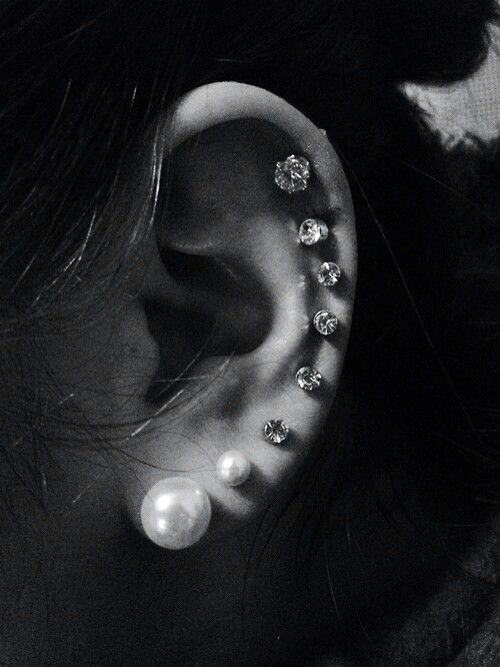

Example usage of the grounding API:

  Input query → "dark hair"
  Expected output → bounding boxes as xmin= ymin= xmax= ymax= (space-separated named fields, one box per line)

xmin=1 ymin=1 xmax=499 ymax=663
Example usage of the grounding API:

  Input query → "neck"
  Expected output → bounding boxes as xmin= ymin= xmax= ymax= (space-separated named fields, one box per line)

xmin=0 ymin=473 xmax=498 ymax=666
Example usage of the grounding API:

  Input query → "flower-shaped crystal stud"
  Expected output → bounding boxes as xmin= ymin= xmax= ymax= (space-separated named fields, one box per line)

xmin=318 ymin=261 xmax=341 ymax=287
xmin=298 ymin=218 xmax=329 ymax=246
xmin=274 ymin=155 xmax=310 ymax=193
xmin=264 ymin=419 xmax=290 ymax=445
xmin=313 ymin=310 xmax=339 ymax=336
xmin=296 ymin=366 xmax=322 ymax=392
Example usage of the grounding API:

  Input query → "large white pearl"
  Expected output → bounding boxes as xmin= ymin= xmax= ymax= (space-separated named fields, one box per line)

xmin=140 ymin=477 xmax=211 ymax=550
xmin=216 ymin=450 xmax=251 ymax=487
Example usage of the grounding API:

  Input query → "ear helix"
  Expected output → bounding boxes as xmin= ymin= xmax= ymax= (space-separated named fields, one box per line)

xmin=139 ymin=138 xmax=345 ymax=551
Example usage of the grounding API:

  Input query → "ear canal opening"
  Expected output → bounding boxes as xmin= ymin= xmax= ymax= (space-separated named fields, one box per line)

xmin=143 ymin=245 xmax=271 ymax=404
xmin=143 ymin=296 xmax=213 ymax=404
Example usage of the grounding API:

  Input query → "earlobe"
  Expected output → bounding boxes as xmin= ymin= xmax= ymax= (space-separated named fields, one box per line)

xmin=120 ymin=82 xmax=357 ymax=549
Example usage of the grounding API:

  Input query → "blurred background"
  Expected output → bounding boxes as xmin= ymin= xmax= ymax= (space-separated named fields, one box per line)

xmin=404 ymin=22 xmax=500 ymax=147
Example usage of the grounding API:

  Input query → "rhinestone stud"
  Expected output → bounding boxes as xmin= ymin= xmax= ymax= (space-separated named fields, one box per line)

xmin=296 ymin=366 xmax=322 ymax=392
xmin=274 ymin=155 xmax=310 ymax=193
xmin=264 ymin=419 xmax=290 ymax=445
xmin=298 ymin=218 xmax=329 ymax=246
xmin=318 ymin=261 xmax=341 ymax=287
xmin=313 ymin=310 xmax=339 ymax=336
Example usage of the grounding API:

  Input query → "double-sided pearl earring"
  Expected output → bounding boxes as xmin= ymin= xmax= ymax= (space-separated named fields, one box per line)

xmin=140 ymin=451 xmax=253 ymax=550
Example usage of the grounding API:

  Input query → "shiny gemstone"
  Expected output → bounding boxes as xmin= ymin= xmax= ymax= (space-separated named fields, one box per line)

xmin=274 ymin=155 xmax=310 ymax=193
xmin=298 ymin=218 xmax=329 ymax=246
xmin=318 ymin=261 xmax=341 ymax=287
xmin=296 ymin=366 xmax=322 ymax=392
xmin=264 ymin=419 xmax=290 ymax=444
xmin=313 ymin=310 xmax=338 ymax=336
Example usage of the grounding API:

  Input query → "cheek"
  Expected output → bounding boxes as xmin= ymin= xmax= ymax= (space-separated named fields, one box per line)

xmin=43 ymin=300 xmax=158 ymax=424
xmin=27 ymin=302 xmax=160 ymax=543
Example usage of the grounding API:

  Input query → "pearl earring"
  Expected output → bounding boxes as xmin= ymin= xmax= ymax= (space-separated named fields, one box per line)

xmin=140 ymin=477 xmax=212 ymax=550
xmin=217 ymin=450 xmax=251 ymax=487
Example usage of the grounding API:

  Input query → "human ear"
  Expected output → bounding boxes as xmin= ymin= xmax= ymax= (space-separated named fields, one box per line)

xmin=113 ymin=82 xmax=357 ymax=549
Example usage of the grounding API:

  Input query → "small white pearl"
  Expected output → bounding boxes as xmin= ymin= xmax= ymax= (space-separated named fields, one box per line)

xmin=216 ymin=450 xmax=251 ymax=487
xmin=140 ymin=477 xmax=211 ymax=550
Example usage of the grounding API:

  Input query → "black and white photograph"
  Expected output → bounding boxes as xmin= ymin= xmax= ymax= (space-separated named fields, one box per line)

xmin=0 ymin=2 xmax=499 ymax=665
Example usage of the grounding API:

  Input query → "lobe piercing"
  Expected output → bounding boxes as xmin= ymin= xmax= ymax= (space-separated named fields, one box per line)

xmin=140 ymin=477 xmax=212 ymax=550
xmin=296 ymin=366 xmax=322 ymax=392
xmin=217 ymin=450 xmax=251 ymax=487
xmin=298 ymin=218 xmax=329 ymax=246
xmin=317 ymin=261 xmax=341 ymax=287
xmin=313 ymin=310 xmax=339 ymax=336
xmin=264 ymin=419 xmax=290 ymax=444
xmin=274 ymin=155 xmax=310 ymax=193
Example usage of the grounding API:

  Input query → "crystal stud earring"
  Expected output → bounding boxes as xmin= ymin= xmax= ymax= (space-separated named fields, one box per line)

xmin=298 ymin=218 xmax=329 ymax=246
xmin=216 ymin=450 xmax=251 ymax=487
xmin=264 ymin=419 xmax=290 ymax=444
xmin=313 ymin=309 xmax=339 ymax=336
xmin=317 ymin=261 xmax=341 ymax=287
xmin=140 ymin=477 xmax=212 ymax=550
xmin=296 ymin=366 xmax=322 ymax=392
xmin=274 ymin=155 xmax=310 ymax=193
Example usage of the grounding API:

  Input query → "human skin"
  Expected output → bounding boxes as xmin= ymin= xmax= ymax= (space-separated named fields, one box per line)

xmin=0 ymin=3 xmax=498 ymax=665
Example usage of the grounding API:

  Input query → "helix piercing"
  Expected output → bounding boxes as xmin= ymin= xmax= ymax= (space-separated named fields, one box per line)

xmin=274 ymin=155 xmax=310 ymax=193
xmin=216 ymin=450 xmax=251 ymax=487
xmin=317 ymin=261 xmax=341 ymax=287
xmin=298 ymin=218 xmax=329 ymax=246
xmin=313 ymin=310 xmax=339 ymax=336
xmin=140 ymin=477 xmax=212 ymax=550
xmin=264 ymin=419 xmax=290 ymax=444
xmin=296 ymin=366 xmax=322 ymax=392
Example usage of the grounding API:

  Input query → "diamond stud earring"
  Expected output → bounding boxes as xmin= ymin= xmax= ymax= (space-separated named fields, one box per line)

xmin=313 ymin=310 xmax=339 ymax=336
xmin=274 ymin=155 xmax=310 ymax=193
xmin=217 ymin=450 xmax=251 ymax=487
xmin=317 ymin=261 xmax=341 ymax=287
xmin=298 ymin=218 xmax=329 ymax=246
xmin=140 ymin=477 xmax=212 ymax=550
xmin=296 ymin=366 xmax=322 ymax=392
xmin=264 ymin=419 xmax=290 ymax=444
